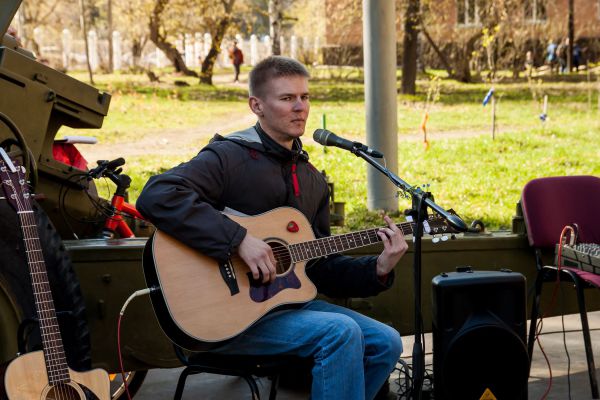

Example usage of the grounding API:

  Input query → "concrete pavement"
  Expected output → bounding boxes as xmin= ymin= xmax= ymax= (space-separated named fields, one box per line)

xmin=133 ymin=312 xmax=600 ymax=399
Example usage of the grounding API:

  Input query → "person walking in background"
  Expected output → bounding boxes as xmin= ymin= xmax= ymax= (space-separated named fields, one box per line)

xmin=572 ymin=41 xmax=582 ymax=71
xmin=524 ymin=50 xmax=534 ymax=77
xmin=545 ymin=39 xmax=557 ymax=74
xmin=229 ymin=40 xmax=244 ymax=82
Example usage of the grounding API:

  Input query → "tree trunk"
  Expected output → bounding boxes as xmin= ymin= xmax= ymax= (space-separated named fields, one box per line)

xmin=420 ymin=24 xmax=453 ymax=78
xmin=401 ymin=0 xmax=419 ymax=94
xmin=199 ymin=0 xmax=236 ymax=85
xmin=454 ymin=33 xmax=481 ymax=83
xmin=78 ymin=0 xmax=94 ymax=85
xmin=269 ymin=0 xmax=282 ymax=55
xmin=107 ymin=0 xmax=113 ymax=73
xmin=149 ymin=0 xmax=198 ymax=77
xmin=200 ymin=16 xmax=231 ymax=85
xmin=567 ymin=0 xmax=574 ymax=72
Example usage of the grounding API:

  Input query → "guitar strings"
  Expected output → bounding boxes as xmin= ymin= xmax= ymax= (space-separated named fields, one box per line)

xmin=267 ymin=218 xmax=442 ymax=263
xmin=24 ymin=206 xmax=74 ymax=400
xmin=21 ymin=197 xmax=71 ymax=400
xmin=267 ymin=228 xmax=385 ymax=261
xmin=238 ymin=220 xmax=425 ymax=275
xmin=229 ymin=223 xmax=407 ymax=280
xmin=6 ymin=166 xmax=72 ymax=400
xmin=266 ymin=221 xmax=420 ymax=261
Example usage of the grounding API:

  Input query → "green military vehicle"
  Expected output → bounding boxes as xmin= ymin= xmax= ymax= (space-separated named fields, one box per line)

xmin=1 ymin=1 xmax=596 ymax=398
xmin=0 ymin=2 xmax=166 ymax=397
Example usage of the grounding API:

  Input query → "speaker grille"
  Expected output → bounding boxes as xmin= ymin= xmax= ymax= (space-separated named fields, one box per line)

xmin=432 ymin=270 xmax=528 ymax=400
xmin=443 ymin=316 xmax=529 ymax=399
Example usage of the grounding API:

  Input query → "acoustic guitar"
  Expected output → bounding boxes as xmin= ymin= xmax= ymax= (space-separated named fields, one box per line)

xmin=143 ymin=206 xmax=458 ymax=350
xmin=0 ymin=155 xmax=110 ymax=400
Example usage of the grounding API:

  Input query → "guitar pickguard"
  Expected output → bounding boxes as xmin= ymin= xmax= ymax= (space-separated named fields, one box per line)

xmin=247 ymin=270 xmax=302 ymax=303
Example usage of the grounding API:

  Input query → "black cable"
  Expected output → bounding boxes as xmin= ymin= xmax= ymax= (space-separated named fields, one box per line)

xmin=395 ymin=360 xmax=435 ymax=399
xmin=0 ymin=125 xmax=38 ymax=190
xmin=58 ymin=174 xmax=84 ymax=239
xmin=0 ymin=112 xmax=37 ymax=186
xmin=57 ymin=173 xmax=113 ymax=239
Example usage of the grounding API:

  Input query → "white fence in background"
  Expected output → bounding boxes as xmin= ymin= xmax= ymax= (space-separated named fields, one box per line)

xmin=33 ymin=27 xmax=322 ymax=72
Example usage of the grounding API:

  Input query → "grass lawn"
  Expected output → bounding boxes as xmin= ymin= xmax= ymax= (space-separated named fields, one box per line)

xmin=65 ymin=69 xmax=600 ymax=231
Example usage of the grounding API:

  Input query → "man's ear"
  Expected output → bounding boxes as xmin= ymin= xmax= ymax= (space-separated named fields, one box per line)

xmin=249 ymin=96 xmax=264 ymax=117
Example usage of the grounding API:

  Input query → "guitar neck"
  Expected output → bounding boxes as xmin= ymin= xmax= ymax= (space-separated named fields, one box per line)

xmin=289 ymin=221 xmax=414 ymax=263
xmin=17 ymin=211 xmax=71 ymax=385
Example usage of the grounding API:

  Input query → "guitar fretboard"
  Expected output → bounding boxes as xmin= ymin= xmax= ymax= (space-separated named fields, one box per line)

xmin=18 ymin=210 xmax=71 ymax=385
xmin=288 ymin=222 xmax=414 ymax=263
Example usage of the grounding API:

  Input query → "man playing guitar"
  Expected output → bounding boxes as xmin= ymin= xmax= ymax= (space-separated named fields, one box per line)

xmin=137 ymin=56 xmax=408 ymax=400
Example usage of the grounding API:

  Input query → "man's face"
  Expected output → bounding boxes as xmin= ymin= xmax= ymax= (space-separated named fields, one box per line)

xmin=249 ymin=75 xmax=310 ymax=148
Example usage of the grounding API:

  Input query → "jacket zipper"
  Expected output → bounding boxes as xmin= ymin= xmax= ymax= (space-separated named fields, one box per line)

xmin=291 ymin=156 xmax=300 ymax=197
xmin=291 ymin=163 xmax=301 ymax=197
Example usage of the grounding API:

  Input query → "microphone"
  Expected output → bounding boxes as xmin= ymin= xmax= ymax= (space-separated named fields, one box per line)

xmin=313 ymin=129 xmax=383 ymax=158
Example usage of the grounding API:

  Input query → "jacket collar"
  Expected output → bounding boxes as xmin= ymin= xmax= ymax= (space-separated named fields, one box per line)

xmin=221 ymin=123 xmax=308 ymax=162
xmin=254 ymin=123 xmax=308 ymax=161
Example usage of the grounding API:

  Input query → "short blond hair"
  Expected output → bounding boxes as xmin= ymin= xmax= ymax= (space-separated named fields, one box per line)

xmin=249 ymin=56 xmax=310 ymax=98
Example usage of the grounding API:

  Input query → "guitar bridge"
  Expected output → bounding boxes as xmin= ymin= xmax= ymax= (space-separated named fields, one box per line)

xmin=219 ymin=261 xmax=239 ymax=296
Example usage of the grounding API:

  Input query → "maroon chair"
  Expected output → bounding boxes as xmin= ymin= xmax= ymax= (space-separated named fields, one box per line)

xmin=522 ymin=175 xmax=600 ymax=399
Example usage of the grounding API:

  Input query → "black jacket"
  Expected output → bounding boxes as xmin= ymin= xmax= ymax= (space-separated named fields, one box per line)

xmin=137 ymin=124 xmax=394 ymax=298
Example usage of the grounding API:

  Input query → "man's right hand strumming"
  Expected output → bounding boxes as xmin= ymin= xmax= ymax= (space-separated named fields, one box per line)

xmin=238 ymin=233 xmax=277 ymax=283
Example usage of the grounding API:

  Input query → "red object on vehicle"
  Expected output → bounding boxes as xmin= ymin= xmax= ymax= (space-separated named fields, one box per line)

xmin=52 ymin=142 xmax=88 ymax=170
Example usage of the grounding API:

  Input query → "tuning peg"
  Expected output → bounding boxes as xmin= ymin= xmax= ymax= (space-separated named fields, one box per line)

xmin=441 ymin=235 xmax=449 ymax=242
xmin=451 ymin=234 xmax=457 ymax=240
xmin=432 ymin=236 xmax=440 ymax=244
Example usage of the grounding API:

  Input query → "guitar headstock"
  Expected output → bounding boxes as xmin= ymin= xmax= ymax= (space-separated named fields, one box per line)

xmin=0 ymin=151 xmax=30 ymax=213
xmin=424 ymin=209 xmax=462 ymax=242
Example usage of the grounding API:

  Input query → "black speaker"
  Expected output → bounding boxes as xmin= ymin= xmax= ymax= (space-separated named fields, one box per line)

xmin=432 ymin=269 xmax=529 ymax=400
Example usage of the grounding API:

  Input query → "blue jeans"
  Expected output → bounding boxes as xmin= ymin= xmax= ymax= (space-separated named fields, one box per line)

xmin=216 ymin=300 xmax=403 ymax=400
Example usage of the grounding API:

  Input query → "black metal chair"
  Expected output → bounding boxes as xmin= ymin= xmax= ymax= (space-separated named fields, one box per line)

xmin=521 ymin=175 xmax=600 ymax=399
xmin=173 ymin=344 xmax=311 ymax=400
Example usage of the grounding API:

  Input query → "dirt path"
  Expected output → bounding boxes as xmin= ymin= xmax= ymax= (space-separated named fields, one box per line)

xmin=78 ymin=112 xmax=257 ymax=163
xmin=80 ymin=123 xmax=498 ymax=163
xmin=78 ymin=104 xmax=498 ymax=163
xmin=77 ymin=71 xmax=505 ymax=162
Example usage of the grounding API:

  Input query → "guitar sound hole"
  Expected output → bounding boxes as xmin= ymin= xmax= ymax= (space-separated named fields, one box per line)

xmin=45 ymin=383 xmax=83 ymax=399
xmin=268 ymin=241 xmax=292 ymax=274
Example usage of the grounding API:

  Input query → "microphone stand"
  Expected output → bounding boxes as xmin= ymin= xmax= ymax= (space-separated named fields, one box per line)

xmin=348 ymin=144 xmax=467 ymax=399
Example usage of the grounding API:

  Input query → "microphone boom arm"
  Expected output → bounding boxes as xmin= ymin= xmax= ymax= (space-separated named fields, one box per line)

xmin=352 ymin=148 xmax=468 ymax=233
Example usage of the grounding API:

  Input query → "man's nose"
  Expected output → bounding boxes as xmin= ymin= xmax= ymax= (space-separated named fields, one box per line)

xmin=292 ymin=98 xmax=307 ymax=111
